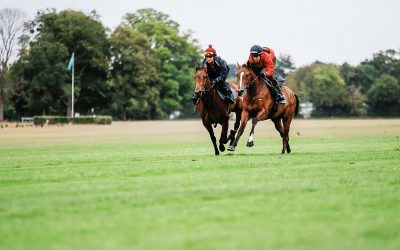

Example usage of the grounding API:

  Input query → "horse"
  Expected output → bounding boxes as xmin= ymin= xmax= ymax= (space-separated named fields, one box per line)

xmin=193 ymin=64 xmax=243 ymax=155
xmin=227 ymin=63 xmax=299 ymax=154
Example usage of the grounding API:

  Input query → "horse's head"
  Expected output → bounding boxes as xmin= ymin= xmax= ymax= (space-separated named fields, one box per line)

xmin=193 ymin=64 xmax=212 ymax=98
xmin=236 ymin=63 xmax=258 ymax=94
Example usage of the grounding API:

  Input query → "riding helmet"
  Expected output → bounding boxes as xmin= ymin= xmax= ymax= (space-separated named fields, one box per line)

xmin=205 ymin=44 xmax=217 ymax=57
xmin=250 ymin=45 xmax=263 ymax=55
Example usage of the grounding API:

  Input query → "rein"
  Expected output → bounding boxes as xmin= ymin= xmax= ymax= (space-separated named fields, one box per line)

xmin=194 ymin=71 xmax=216 ymax=104
xmin=239 ymin=67 xmax=263 ymax=97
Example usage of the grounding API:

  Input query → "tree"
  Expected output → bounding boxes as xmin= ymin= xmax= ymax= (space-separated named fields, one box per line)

xmin=365 ymin=49 xmax=400 ymax=78
xmin=124 ymin=9 xmax=201 ymax=119
xmin=367 ymin=74 xmax=400 ymax=116
xmin=16 ymin=41 xmax=68 ymax=115
xmin=288 ymin=63 xmax=350 ymax=116
xmin=0 ymin=8 xmax=26 ymax=120
xmin=109 ymin=25 xmax=159 ymax=120
xmin=16 ymin=9 xmax=110 ymax=116
xmin=275 ymin=54 xmax=295 ymax=78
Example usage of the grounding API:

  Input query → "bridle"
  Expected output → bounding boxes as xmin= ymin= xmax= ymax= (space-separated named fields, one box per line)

xmin=238 ymin=67 xmax=259 ymax=93
xmin=194 ymin=69 xmax=215 ymax=101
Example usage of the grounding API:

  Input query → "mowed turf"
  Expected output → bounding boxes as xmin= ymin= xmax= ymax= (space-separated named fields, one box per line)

xmin=0 ymin=119 xmax=399 ymax=250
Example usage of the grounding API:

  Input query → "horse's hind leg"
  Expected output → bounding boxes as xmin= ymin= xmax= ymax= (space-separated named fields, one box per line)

xmin=272 ymin=118 xmax=285 ymax=154
xmin=282 ymin=116 xmax=293 ymax=153
xmin=219 ymin=121 xmax=229 ymax=152
xmin=203 ymin=121 xmax=219 ymax=155
xmin=229 ymin=110 xmax=241 ymax=146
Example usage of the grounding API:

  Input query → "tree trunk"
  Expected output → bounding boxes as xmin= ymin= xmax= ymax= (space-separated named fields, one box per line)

xmin=0 ymin=71 xmax=5 ymax=121
xmin=0 ymin=94 xmax=4 ymax=121
xmin=122 ymin=106 xmax=127 ymax=121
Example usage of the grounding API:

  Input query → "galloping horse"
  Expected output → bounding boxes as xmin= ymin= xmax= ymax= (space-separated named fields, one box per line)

xmin=193 ymin=64 xmax=243 ymax=155
xmin=227 ymin=64 xmax=299 ymax=154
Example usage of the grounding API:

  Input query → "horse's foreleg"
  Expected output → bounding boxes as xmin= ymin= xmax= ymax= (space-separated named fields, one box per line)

xmin=219 ymin=121 xmax=229 ymax=152
xmin=246 ymin=118 xmax=259 ymax=147
xmin=282 ymin=116 xmax=293 ymax=153
xmin=227 ymin=112 xmax=249 ymax=151
xmin=272 ymin=118 xmax=285 ymax=153
xmin=203 ymin=120 xmax=219 ymax=156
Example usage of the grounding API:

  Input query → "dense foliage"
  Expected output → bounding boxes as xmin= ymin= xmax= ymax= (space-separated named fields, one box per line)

xmin=286 ymin=49 xmax=400 ymax=116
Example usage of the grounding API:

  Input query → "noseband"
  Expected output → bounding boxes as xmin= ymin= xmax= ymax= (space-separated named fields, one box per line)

xmin=194 ymin=71 xmax=215 ymax=98
xmin=239 ymin=68 xmax=259 ymax=92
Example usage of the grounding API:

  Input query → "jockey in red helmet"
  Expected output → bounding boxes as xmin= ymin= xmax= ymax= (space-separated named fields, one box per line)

xmin=197 ymin=44 xmax=235 ymax=104
xmin=247 ymin=45 xmax=285 ymax=104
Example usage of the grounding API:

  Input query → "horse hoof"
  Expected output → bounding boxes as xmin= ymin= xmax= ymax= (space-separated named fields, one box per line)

xmin=219 ymin=144 xmax=225 ymax=152
xmin=227 ymin=146 xmax=235 ymax=151
xmin=246 ymin=141 xmax=254 ymax=147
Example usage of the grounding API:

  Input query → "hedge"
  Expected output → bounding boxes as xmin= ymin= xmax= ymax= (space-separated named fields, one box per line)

xmin=33 ymin=116 xmax=112 ymax=125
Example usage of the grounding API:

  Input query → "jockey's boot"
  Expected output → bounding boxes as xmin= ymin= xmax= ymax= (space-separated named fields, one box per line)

xmin=269 ymin=77 xmax=286 ymax=104
xmin=221 ymin=83 xmax=234 ymax=103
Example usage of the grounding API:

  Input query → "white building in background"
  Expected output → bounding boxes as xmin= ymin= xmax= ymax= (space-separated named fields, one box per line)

xmin=169 ymin=110 xmax=182 ymax=120
xmin=299 ymin=102 xmax=314 ymax=119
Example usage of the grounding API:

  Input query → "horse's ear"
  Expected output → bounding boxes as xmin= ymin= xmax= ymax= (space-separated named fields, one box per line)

xmin=195 ymin=64 xmax=199 ymax=72
xmin=236 ymin=62 xmax=241 ymax=69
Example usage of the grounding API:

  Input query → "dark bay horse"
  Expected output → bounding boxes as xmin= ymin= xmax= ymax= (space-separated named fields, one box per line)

xmin=194 ymin=65 xmax=243 ymax=155
xmin=227 ymin=64 xmax=299 ymax=154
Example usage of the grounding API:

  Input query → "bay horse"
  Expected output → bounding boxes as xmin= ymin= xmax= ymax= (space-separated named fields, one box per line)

xmin=193 ymin=64 xmax=243 ymax=155
xmin=227 ymin=63 xmax=299 ymax=154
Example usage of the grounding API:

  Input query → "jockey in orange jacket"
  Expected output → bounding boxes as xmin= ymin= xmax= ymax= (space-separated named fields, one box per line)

xmin=247 ymin=45 xmax=285 ymax=104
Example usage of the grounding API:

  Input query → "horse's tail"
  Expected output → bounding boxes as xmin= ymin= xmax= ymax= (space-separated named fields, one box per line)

xmin=294 ymin=94 xmax=299 ymax=117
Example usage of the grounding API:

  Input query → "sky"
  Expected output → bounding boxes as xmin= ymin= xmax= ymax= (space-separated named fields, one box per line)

xmin=2 ymin=0 xmax=400 ymax=67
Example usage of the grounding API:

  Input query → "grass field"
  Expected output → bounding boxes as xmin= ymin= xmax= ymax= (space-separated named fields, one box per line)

xmin=1 ymin=119 xmax=399 ymax=250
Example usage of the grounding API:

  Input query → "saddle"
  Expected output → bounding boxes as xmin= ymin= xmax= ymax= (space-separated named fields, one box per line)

xmin=216 ymin=88 xmax=236 ymax=103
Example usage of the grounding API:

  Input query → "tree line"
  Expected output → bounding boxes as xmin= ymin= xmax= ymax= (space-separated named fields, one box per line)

xmin=0 ymin=8 xmax=399 ymax=121
xmin=284 ymin=49 xmax=400 ymax=116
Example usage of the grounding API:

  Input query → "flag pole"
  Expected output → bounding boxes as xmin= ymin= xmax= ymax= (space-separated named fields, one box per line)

xmin=71 ymin=53 xmax=74 ymax=118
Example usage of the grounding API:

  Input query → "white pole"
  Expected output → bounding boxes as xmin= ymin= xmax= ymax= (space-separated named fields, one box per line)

xmin=71 ymin=54 xmax=74 ymax=118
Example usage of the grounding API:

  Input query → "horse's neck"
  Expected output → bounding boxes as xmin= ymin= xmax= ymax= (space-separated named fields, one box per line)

xmin=200 ymin=87 xmax=226 ymax=113
xmin=200 ymin=87 xmax=216 ymax=108
xmin=248 ymin=80 xmax=269 ymax=97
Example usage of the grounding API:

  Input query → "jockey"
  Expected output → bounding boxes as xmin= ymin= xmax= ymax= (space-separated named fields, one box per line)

xmin=247 ymin=45 xmax=286 ymax=104
xmin=200 ymin=44 xmax=234 ymax=104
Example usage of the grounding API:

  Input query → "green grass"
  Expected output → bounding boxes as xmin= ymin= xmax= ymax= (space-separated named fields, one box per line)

xmin=1 ymin=123 xmax=400 ymax=250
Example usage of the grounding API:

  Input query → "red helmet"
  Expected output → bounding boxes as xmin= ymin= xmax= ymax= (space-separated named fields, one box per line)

xmin=204 ymin=44 xmax=217 ymax=57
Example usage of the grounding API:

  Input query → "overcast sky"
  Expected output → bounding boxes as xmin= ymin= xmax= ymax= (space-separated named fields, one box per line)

xmin=3 ymin=0 xmax=400 ymax=67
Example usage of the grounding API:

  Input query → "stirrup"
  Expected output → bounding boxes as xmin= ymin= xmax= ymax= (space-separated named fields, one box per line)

xmin=278 ymin=95 xmax=286 ymax=104
xmin=225 ymin=97 xmax=234 ymax=104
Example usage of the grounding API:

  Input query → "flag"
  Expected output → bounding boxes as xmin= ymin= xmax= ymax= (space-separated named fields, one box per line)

xmin=67 ymin=52 xmax=74 ymax=72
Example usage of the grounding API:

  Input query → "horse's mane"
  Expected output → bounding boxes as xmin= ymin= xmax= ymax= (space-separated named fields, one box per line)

xmin=195 ymin=64 xmax=208 ymax=74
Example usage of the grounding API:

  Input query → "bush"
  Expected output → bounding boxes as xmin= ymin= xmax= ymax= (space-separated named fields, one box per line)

xmin=33 ymin=116 xmax=112 ymax=125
